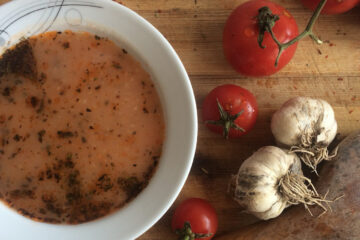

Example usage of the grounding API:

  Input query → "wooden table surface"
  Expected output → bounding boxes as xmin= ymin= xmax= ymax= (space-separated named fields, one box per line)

xmin=1 ymin=0 xmax=360 ymax=239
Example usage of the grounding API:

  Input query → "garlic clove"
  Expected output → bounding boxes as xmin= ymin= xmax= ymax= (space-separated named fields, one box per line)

xmin=244 ymin=185 xmax=281 ymax=213
xmin=252 ymin=200 xmax=288 ymax=220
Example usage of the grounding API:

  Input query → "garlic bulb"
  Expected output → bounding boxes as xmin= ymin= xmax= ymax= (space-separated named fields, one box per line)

xmin=271 ymin=97 xmax=337 ymax=172
xmin=230 ymin=146 xmax=327 ymax=220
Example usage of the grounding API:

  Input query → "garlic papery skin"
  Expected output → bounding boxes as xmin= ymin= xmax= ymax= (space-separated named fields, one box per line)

xmin=231 ymin=146 xmax=303 ymax=220
xmin=270 ymin=97 xmax=338 ymax=171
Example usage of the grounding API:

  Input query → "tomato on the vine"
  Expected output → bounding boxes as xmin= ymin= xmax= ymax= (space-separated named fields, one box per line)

xmin=300 ymin=0 xmax=359 ymax=15
xmin=223 ymin=0 xmax=299 ymax=76
xmin=202 ymin=84 xmax=258 ymax=139
xmin=171 ymin=198 xmax=218 ymax=240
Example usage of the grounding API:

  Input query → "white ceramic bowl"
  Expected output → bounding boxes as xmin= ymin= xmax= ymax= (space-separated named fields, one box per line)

xmin=0 ymin=0 xmax=197 ymax=239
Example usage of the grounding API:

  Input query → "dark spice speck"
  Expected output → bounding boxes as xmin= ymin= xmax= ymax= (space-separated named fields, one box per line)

xmin=57 ymin=131 xmax=74 ymax=138
xmin=63 ymin=42 xmax=70 ymax=49
xmin=2 ymin=87 xmax=11 ymax=97
xmin=38 ymin=130 xmax=46 ymax=143
xmin=13 ymin=134 xmax=21 ymax=142
xmin=97 ymin=174 xmax=113 ymax=192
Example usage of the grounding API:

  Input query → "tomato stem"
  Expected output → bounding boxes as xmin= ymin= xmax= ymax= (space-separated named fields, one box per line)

xmin=175 ymin=222 xmax=213 ymax=240
xmin=205 ymin=99 xmax=245 ymax=139
xmin=257 ymin=0 xmax=327 ymax=66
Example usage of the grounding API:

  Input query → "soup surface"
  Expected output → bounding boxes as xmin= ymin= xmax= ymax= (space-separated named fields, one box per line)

xmin=0 ymin=31 xmax=165 ymax=224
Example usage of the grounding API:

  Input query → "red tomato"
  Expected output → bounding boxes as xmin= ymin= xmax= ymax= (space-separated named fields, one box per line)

xmin=223 ymin=0 xmax=299 ymax=76
xmin=300 ymin=0 xmax=359 ymax=15
xmin=202 ymin=84 xmax=258 ymax=139
xmin=171 ymin=198 xmax=218 ymax=240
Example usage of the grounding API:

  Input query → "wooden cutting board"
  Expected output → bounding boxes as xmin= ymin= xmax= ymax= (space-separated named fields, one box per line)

xmin=0 ymin=0 xmax=359 ymax=239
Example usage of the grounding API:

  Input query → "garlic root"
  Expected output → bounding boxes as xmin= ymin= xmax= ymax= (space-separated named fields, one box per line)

xmin=278 ymin=172 xmax=331 ymax=216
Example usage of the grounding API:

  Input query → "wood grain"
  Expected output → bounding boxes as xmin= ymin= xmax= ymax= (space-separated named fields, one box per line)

xmin=0 ymin=0 xmax=359 ymax=239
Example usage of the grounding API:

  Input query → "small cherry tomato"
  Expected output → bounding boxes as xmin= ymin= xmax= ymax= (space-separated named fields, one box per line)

xmin=202 ymin=84 xmax=258 ymax=139
xmin=300 ymin=0 xmax=359 ymax=15
xmin=171 ymin=198 xmax=218 ymax=240
xmin=223 ymin=0 xmax=299 ymax=76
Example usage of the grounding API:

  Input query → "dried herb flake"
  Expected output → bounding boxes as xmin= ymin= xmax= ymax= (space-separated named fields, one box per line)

xmin=57 ymin=131 xmax=74 ymax=138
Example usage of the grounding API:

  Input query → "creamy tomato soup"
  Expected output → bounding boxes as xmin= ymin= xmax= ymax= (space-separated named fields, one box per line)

xmin=0 ymin=31 xmax=165 ymax=224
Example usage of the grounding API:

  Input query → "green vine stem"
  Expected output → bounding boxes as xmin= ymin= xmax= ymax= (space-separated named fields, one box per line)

xmin=257 ymin=0 xmax=328 ymax=66
xmin=175 ymin=222 xmax=213 ymax=240
xmin=205 ymin=99 xmax=245 ymax=139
